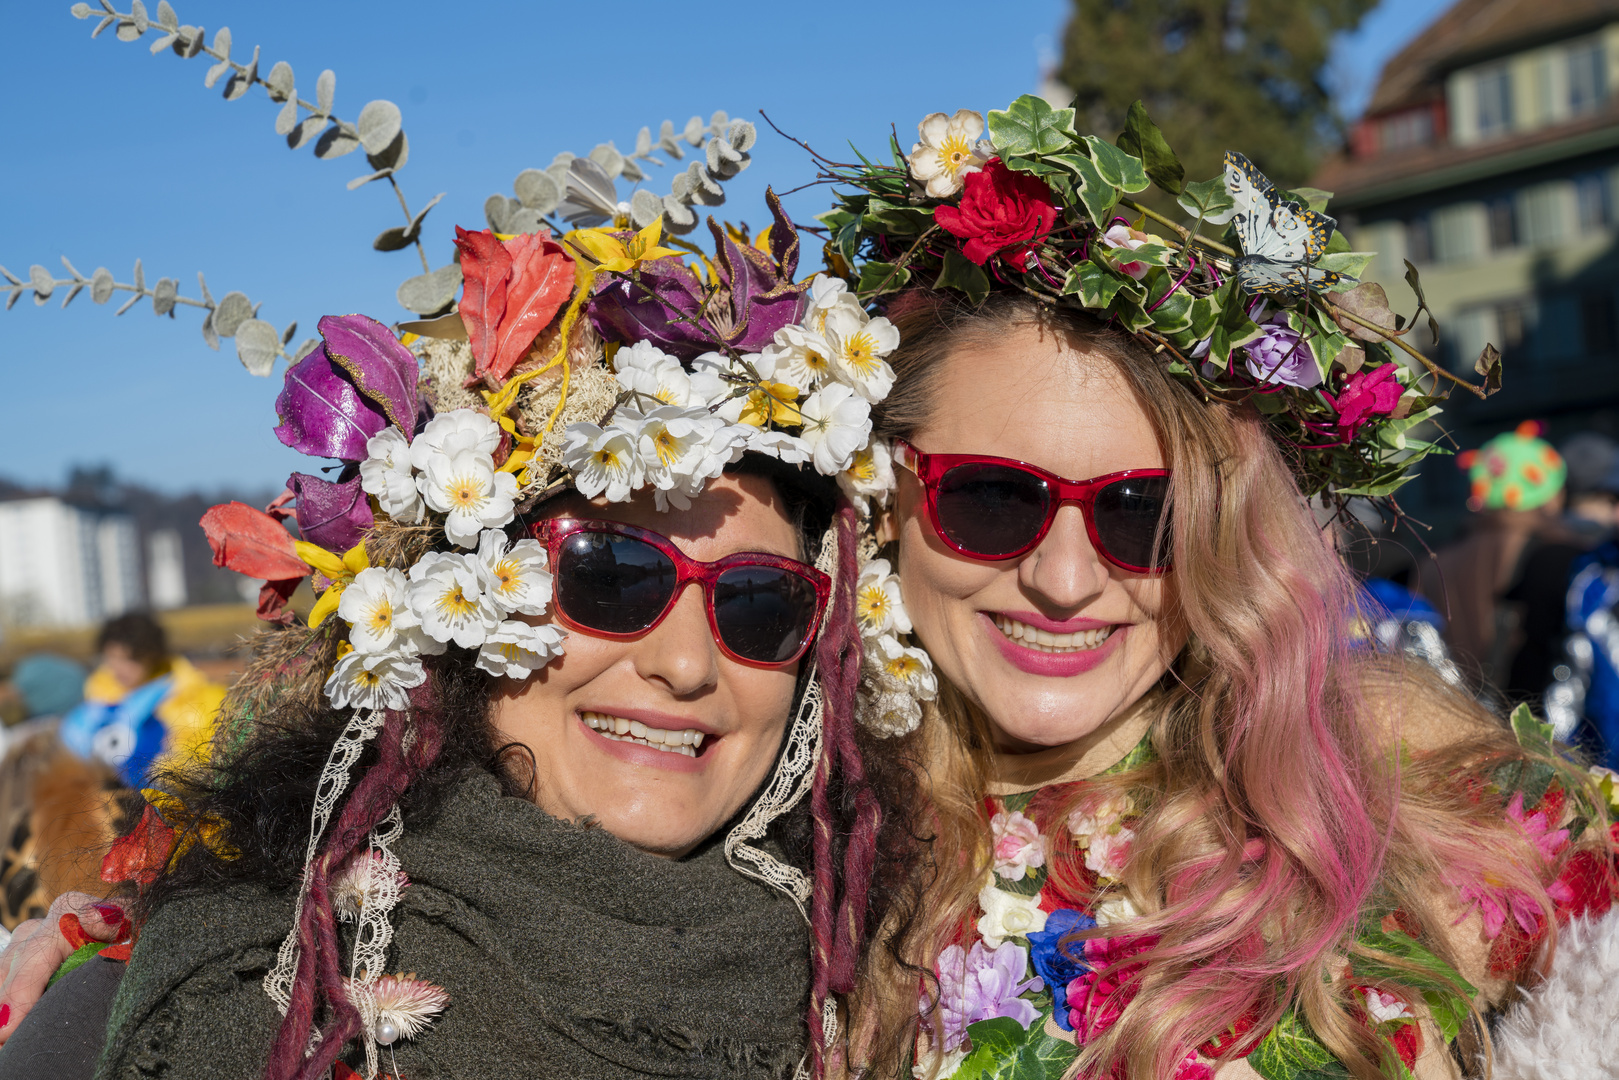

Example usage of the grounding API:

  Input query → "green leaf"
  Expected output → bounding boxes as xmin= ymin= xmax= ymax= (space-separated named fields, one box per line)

xmin=48 ymin=941 xmax=110 ymax=989
xmin=954 ymin=1016 xmax=1030 ymax=1080
xmin=1050 ymin=154 xmax=1119 ymax=226
xmin=1289 ymin=187 xmax=1333 ymax=214
xmin=863 ymin=198 xmax=933 ymax=236
xmin=987 ymin=96 xmax=1077 ymax=157
xmin=1064 ymin=261 xmax=1126 ymax=309
xmin=1315 ymin=251 xmax=1374 ymax=286
xmin=1350 ymin=929 xmax=1477 ymax=1044
xmin=1082 ymin=136 xmax=1150 ymax=193
xmin=1511 ymin=702 xmax=1556 ymax=757
xmin=1325 ymin=229 xmax=1352 ymax=254
xmin=1116 ymin=100 xmax=1184 ymax=195
xmin=1146 ymin=276 xmax=1195 ymax=335
xmin=834 ymin=213 xmax=864 ymax=270
xmin=1176 ymin=176 xmax=1236 ymax=226
xmin=857 ymin=260 xmax=912 ymax=297
xmin=1248 ymin=1008 xmax=1352 ymax=1080
xmin=935 ymin=250 xmax=991 ymax=306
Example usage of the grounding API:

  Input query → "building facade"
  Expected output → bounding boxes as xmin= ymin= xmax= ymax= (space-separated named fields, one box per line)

xmin=0 ymin=497 xmax=146 ymax=628
xmin=1315 ymin=0 xmax=1619 ymax=538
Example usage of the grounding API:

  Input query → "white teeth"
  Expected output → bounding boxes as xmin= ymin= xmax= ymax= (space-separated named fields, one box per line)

xmin=580 ymin=712 xmax=705 ymax=757
xmin=993 ymin=615 xmax=1113 ymax=653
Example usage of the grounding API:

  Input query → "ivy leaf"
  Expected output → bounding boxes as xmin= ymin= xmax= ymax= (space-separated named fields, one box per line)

xmin=1082 ymin=136 xmax=1150 ymax=193
xmin=987 ymin=95 xmax=1077 ymax=157
xmin=954 ymin=1016 xmax=1030 ymax=1080
xmin=1248 ymin=1008 xmax=1352 ymax=1080
xmin=857 ymin=260 xmax=912 ymax=298
xmin=1290 ymin=187 xmax=1333 ymax=214
xmin=1049 ymin=154 xmax=1119 ymax=226
xmin=935 ymin=250 xmax=991 ymax=306
xmin=1350 ymin=929 xmax=1477 ymax=1044
xmin=1064 ymin=260 xmax=1126 ymax=309
xmin=1510 ymin=702 xmax=1556 ymax=757
xmin=1116 ymin=101 xmax=1184 ymax=195
xmin=1314 ymin=252 xmax=1374 ymax=288
xmin=1177 ymin=176 xmax=1236 ymax=226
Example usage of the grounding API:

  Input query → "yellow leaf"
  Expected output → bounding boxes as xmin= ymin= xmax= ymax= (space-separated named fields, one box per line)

xmin=565 ymin=228 xmax=628 ymax=267
xmin=340 ymin=541 xmax=370 ymax=576
xmin=294 ymin=540 xmax=347 ymax=580
xmin=307 ymin=582 xmax=344 ymax=629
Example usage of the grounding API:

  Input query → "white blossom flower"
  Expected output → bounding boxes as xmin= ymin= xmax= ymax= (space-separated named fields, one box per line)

xmin=347 ymin=973 xmax=449 ymax=1042
xmin=912 ymin=1046 xmax=968 ymax=1080
xmin=908 ymin=110 xmax=991 ymax=199
xmin=1101 ymin=224 xmax=1155 ymax=281
xmin=761 ymin=323 xmax=836 ymax=394
xmin=975 ymin=878 xmax=1046 ymax=947
xmin=613 ymin=340 xmax=694 ymax=407
xmin=1067 ymin=792 xmax=1135 ymax=845
xmin=337 ymin=567 xmax=435 ymax=656
xmin=856 ymin=559 xmax=911 ymax=636
xmin=824 ymin=306 xmax=898 ymax=403
xmin=868 ymin=632 xmax=938 ymax=702
xmin=858 ymin=681 xmax=923 ymax=738
xmin=1084 ymin=825 xmax=1135 ymax=881
xmin=796 ymin=383 xmax=872 ymax=476
xmin=324 ymin=649 xmax=426 ymax=712
xmin=635 ymin=406 xmax=748 ymax=511
xmin=473 ymin=530 xmax=552 ymax=616
xmin=417 ymin=448 xmax=519 ymax=548
xmin=407 ymin=551 xmax=502 ymax=649
xmin=409 ymin=408 xmax=501 ymax=471
xmin=838 ymin=440 xmax=896 ymax=515
xmin=1092 ymin=894 xmax=1140 ymax=928
xmin=561 ymin=421 xmax=645 ymax=503
xmin=359 ymin=428 xmax=424 ymax=524
xmin=331 ymin=851 xmax=410 ymax=922
xmin=1362 ymin=988 xmax=1414 ymax=1024
xmin=990 ymin=810 xmax=1047 ymax=881
xmin=744 ymin=428 xmax=813 ymax=464
xmin=475 ymin=619 xmax=567 ymax=678
xmin=802 ymin=274 xmax=861 ymax=335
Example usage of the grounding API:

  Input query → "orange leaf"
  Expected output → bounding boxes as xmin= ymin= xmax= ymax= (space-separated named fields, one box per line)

xmin=101 ymin=804 xmax=176 ymax=887
xmin=489 ymin=232 xmax=575 ymax=381
xmin=200 ymin=502 xmax=308 ymax=582
xmin=454 ymin=226 xmax=512 ymax=375
xmin=59 ymin=913 xmax=92 ymax=951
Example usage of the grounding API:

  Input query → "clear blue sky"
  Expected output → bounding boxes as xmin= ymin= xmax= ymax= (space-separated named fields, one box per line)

xmin=1 ymin=0 xmax=1450 ymax=495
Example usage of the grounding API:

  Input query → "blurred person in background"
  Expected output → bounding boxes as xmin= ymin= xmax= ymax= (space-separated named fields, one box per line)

xmin=1415 ymin=421 xmax=1569 ymax=691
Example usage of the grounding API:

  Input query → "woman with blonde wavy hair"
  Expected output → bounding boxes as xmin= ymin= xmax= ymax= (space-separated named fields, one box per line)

xmin=825 ymin=101 xmax=1619 ymax=1080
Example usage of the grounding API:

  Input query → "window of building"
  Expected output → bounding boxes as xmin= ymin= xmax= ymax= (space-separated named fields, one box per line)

xmin=1496 ymin=299 xmax=1531 ymax=355
xmin=1582 ymin=291 xmax=1617 ymax=354
xmin=1488 ymin=195 xmax=1518 ymax=249
xmin=1576 ymin=172 xmax=1611 ymax=229
xmin=1433 ymin=203 xmax=1482 ymax=263
xmin=1476 ymin=65 xmax=1514 ymax=137
xmin=1568 ymin=40 xmax=1609 ymax=116
xmin=1379 ymin=108 xmax=1434 ymax=152
xmin=1518 ymin=182 xmax=1572 ymax=247
xmin=1405 ymin=215 xmax=1433 ymax=264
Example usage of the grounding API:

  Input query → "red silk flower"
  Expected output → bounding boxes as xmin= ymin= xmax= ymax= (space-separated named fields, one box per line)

xmin=454 ymin=227 xmax=575 ymax=382
xmin=934 ymin=159 xmax=1058 ymax=267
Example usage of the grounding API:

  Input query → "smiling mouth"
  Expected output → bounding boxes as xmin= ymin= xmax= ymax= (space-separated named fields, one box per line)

xmin=992 ymin=615 xmax=1114 ymax=653
xmin=581 ymin=711 xmax=707 ymax=757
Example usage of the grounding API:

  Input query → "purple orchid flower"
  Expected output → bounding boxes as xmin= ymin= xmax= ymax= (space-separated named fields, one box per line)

xmin=933 ymin=940 xmax=1043 ymax=1052
xmin=288 ymin=470 xmax=373 ymax=553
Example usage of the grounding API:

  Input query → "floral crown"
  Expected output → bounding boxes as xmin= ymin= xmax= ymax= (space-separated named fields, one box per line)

xmin=812 ymin=97 xmax=1505 ymax=509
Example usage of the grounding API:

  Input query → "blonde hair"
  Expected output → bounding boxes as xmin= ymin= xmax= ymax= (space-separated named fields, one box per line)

xmin=850 ymin=291 xmax=1613 ymax=1079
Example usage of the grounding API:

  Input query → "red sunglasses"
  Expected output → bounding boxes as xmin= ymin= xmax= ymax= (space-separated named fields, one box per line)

xmin=530 ymin=518 xmax=831 ymax=667
xmin=893 ymin=439 xmax=1173 ymax=573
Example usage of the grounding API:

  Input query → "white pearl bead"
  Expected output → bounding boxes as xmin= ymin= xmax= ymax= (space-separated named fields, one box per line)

xmin=376 ymin=1021 xmax=399 ymax=1046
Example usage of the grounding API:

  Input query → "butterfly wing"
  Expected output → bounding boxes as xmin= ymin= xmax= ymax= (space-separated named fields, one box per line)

xmin=1237 ymin=259 xmax=1345 ymax=302
xmin=1224 ymin=151 xmax=1342 ymax=296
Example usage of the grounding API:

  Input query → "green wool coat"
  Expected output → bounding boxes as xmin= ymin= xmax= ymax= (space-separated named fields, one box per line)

xmin=94 ymin=771 xmax=812 ymax=1080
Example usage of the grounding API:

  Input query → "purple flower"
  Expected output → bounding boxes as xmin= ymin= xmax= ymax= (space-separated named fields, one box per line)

xmin=273 ymin=344 xmax=389 ymax=461
xmin=1242 ymin=313 xmax=1321 ymax=390
xmin=288 ymin=470 xmax=373 ymax=553
xmin=933 ymin=940 xmax=1043 ymax=1052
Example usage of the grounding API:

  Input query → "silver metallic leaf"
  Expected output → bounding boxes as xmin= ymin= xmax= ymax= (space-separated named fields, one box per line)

xmin=406 ymin=192 xmax=445 ymax=239
xmin=235 ymin=318 xmax=280 ymax=377
xmin=155 ymin=1 xmax=177 ymax=30
xmin=727 ymin=119 xmax=757 ymax=153
xmin=314 ymin=121 xmax=361 ymax=159
xmin=670 ymin=172 xmax=690 ymax=201
xmin=397 ymin=264 xmax=462 ymax=316
xmin=513 ymin=169 xmax=560 ymax=214
xmin=152 ymin=277 xmax=178 ymax=315
xmin=374 ymin=227 xmax=410 ymax=251
xmin=130 ymin=1 xmax=148 ymax=32
xmin=274 ymin=97 xmax=298 ymax=136
xmin=708 ymin=110 xmax=729 ymax=137
xmin=281 ymin=320 xmax=297 ymax=346
xmin=115 ymin=19 xmax=141 ymax=42
xmin=659 ymin=119 xmax=685 ymax=159
xmin=0 ymin=266 xmax=20 ymax=287
xmin=483 ymin=194 xmax=512 ymax=233
xmin=196 ymin=270 xmax=213 ymax=307
xmin=210 ymin=25 xmax=229 ymax=59
xmin=265 ymin=60 xmax=294 ymax=102
xmin=71 ymin=3 xmax=93 ymax=18
xmin=132 ymin=258 xmax=144 ymax=292
xmin=590 ymin=142 xmax=625 ymax=180
xmin=356 ymin=99 xmax=402 ymax=155
xmin=507 ymin=207 xmax=544 ymax=234
xmin=347 ymin=168 xmax=392 ymax=191
xmin=706 ymin=136 xmax=742 ymax=177
xmin=60 ymin=255 xmax=85 ymax=280
xmin=635 ymin=126 xmax=653 ymax=157
xmin=91 ymin=14 xmax=115 ymax=37
xmin=91 ymin=267 xmax=114 ymax=304
xmin=114 ymin=292 xmax=140 ymax=316
xmin=60 ymin=283 xmax=84 ymax=309
xmin=213 ymin=291 xmax=253 ymax=337
xmin=200 ymin=307 xmax=219 ymax=350
xmin=629 ymin=189 xmax=663 ymax=229
xmin=5 ymin=290 xmax=20 ymax=311
xmin=662 ymin=194 xmax=697 ymax=233
xmin=149 ymin=32 xmax=176 ymax=54
xmin=620 ymin=158 xmax=644 ymax=183
xmin=315 ymin=69 xmax=334 ymax=116
xmin=289 ymin=115 xmax=324 ymax=150
xmin=176 ymin=25 xmax=203 ymax=57
xmin=291 ymin=337 xmax=319 ymax=362
xmin=683 ymin=116 xmax=705 ymax=145
xmin=365 ymin=130 xmax=408 ymax=172
xmin=28 ymin=265 xmax=53 ymax=302
xmin=204 ymin=59 xmax=228 ymax=88
xmin=223 ymin=46 xmax=257 ymax=101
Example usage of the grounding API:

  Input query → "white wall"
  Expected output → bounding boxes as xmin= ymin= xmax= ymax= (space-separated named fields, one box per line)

xmin=0 ymin=498 xmax=144 ymax=628
xmin=146 ymin=529 xmax=187 ymax=611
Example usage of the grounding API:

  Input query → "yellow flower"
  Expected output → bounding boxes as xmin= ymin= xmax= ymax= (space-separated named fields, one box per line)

xmin=567 ymin=218 xmax=682 ymax=274
xmin=295 ymin=539 xmax=371 ymax=629
xmin=737 ymin=381 xmax=801 ymax=428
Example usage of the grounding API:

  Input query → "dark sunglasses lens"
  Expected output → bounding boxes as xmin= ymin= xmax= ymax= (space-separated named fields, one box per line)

xmin=712 ymin=566 xmax=820 ymax=664
xmin=1093 ymin=476 xmax=1172 ymax=569
xmin=555 ymin=532 xmax=678 ymax=634
xmin=934 ymin=463 xmax=1052 ymax=556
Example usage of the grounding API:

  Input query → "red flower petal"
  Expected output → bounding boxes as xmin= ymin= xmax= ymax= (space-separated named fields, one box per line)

xmin=200 ymin=502 xmax=307 ymax=582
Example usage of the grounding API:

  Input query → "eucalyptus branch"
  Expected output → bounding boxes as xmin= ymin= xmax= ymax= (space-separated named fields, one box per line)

xmin=0 ymin=258 xmax=314 ymax=376
xmin=1320 ymin=298 xmax=1488 ymax=400
xmin=1120 ymin=200 xmax=1239 ymax=259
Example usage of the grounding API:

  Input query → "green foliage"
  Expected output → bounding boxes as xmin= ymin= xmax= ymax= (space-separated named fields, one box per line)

xmin=935 ymin=250 xmax=991 ymax=305
xmin=1349 ymin=929 xmax=1477 ymax=1043
xmin=1057 ymin=0 xmax=1378 ymax=187
xmin=1248 ymin=1008 xmax=1352 ymax=1080
xmin=954 ymin=1015 xmax=1080 ymax=1080
xmin=1116 ymin=101 xmax=1185 ymax=195
xmin=1176 ymin=175 xmax=1235 ymax=224
xmin=987 ymin=96 xmax=1079 ymax=157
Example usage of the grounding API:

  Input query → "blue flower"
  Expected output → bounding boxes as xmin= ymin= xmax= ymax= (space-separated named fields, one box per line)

xmin=1025 ymin=908 xmax=1095 ymax=1031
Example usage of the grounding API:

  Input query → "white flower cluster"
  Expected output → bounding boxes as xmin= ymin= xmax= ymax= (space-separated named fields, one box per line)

xmin=561 ymin=275 xmax=896 ymax=510
xmin=853 ymin=556 xmax=937 ymax=737
xmin=328 ymin=410 xmax=567 ymax=711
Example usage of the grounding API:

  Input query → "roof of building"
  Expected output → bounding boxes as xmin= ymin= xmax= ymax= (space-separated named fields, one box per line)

xmin=1369 ymin=0 xmax=1619 ymax=114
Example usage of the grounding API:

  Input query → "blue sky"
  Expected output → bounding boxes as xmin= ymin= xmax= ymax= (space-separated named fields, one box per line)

xmin=1 ymin=0 xmax=1450 ymax=494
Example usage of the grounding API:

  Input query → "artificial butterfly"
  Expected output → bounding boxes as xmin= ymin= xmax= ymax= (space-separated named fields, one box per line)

xmin=1223 ymin=151 xmax=1345 ymax=301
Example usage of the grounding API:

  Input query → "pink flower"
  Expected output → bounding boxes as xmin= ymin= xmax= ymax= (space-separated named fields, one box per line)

xmin=1362 ymin=987 xmax=1413 ymax=1023
xmin=990 ymin=810 xmax=1048 ymax=880
xmin=1101 ymin=224 xmax=1152 ymax=280
xmin=1504 ymin=790 xmax=1570 ymax=861
xmin=1065 ymin=934 xmax=1155 ymax=1041
xmin=1455 ymin=879 xmax=1542 ymax=939
xmin=1325 ymin=364 xmax=1403 ymax=436
xmin=1173 ymin=1057 xmax=1214 ymax=1080
xmin=933 ymin=940 xmax=1043 ymax=1051
xmin=1084 ymin=826 xmax=1135 ymax=880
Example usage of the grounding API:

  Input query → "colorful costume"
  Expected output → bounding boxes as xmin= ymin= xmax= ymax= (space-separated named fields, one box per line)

xmin=58 ymin=658 xmax=225 ymax=787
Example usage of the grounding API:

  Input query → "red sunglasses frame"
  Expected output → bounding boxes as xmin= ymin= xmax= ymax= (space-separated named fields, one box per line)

xmin=530 ymin=518 xmax=832 ymax=667
xmin=892 ymin=439 xmax=1173 ymax=574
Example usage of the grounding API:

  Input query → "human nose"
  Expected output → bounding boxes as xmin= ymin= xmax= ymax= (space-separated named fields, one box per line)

xmin=1018 ymin=503 xmax=1110 ymax=608
xmin=633 ymin=581 xmax=721 ymax=696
